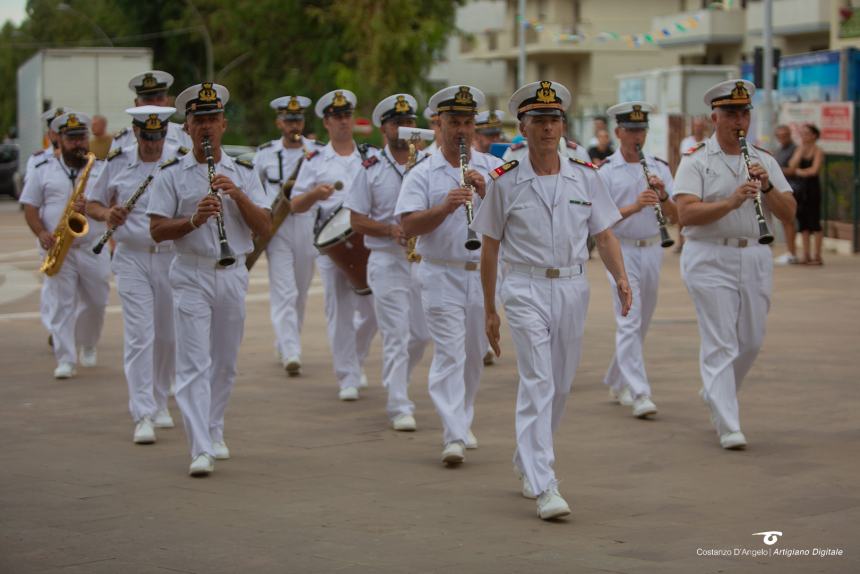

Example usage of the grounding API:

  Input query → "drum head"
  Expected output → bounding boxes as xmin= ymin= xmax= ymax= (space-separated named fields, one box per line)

xmin=314 ymin=207 xmax=353 ymax=249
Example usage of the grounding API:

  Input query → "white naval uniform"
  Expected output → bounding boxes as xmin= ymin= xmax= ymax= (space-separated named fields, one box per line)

xmin=394 ymin=148 xmax=502 ymax=446
xmin=598 ymin=149 xmax=674 ymax=399
xmin=253 ymin=137 xmax=318 ymax=363
xmin=147 ymin=151 xmax=268 ymax=459
xmin=673 ymin=135 xmax=792 ymax=436
xmin=345 ymin=146 xmax=431 ymax=420
xmin=86 ymin=144 xmax=182 ymax=423
xmin=24 ymin=147 xmax=58 ymax=335
xmin=424 ymin=141 xmax=439 ymax=155
xmin=111 ymin=122 xmax=191 ymax=153
xmin=24 ymin=147 xmax=53 ymax=182
xmin=20 ymin=156 xmax=110 ymax=366
xmin=502 ymin=137 xmax=590 ymax=164
xmin=470 ymin=154 xmax=621 ymax=496
xmin=291 ymin=142 xmax=378 ymax=391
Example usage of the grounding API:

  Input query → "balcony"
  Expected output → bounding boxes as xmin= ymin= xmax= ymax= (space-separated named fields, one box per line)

xmin=746 ymin=0 xmax=831 ymax=36
xmin=652 ymin=9 xmax=745 ymax=48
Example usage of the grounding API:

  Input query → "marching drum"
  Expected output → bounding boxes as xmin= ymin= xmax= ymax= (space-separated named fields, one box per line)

xmin=314 ymin=206 xmax=372 ymax=295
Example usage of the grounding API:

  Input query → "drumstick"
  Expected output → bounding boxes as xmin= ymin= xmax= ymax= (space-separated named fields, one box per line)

xmin=333 ymin=181 xmax=343 ymax=190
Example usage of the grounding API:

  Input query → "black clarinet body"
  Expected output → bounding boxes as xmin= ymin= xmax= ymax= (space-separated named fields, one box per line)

xmin=635 ymin=144 xmax=674 ymax=248
xmin=202 ymin=137 xmax=237 ymax=266
xmin=92 ymin=173 xmax=155 ymax=254
xmin=737 ymin=131 xmax=774 ymax=245
xmin=458 ymin=137 xmax=481 ymax=251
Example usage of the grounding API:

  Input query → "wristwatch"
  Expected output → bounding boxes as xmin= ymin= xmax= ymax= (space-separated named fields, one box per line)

xmin=761 ymin=182 xmax=773 ymax=194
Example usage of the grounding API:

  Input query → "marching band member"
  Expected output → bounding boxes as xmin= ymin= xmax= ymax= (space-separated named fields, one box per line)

xmin=395 ymin=85 xmax=502 ymax=465
xmin=673 ymin=80 xmax=795 ymax=450
xmin=423 ymin=107 xmax=440 ymax=155
xmin=600 ymin=102 xmax=677 ymax=418
xmin=148 ymin=83 xmax=270 ymax=476
xmin=502 ymin=118 xmax=589 ymax=164
xmin=86 ymin=106 xmax=184 ymax=444
xmin=290 ymin=89 xmax=378 ymax=401
xmin=473 ymin=110 xmax=505 ymax=154
xmin=472 ymin=80 xmax=631 ymax=520
xmin=24 ymin=108 xmax=65 ymax=182
xmin=254 ymin=95 xmax=317 ymax=375
xmin=21 ymin=112 xmax=110 ymax=379
xmin=111 ymin=71 xmax=192 ymax=152
xmin=346 ymin=93 xmax=431 ymax=431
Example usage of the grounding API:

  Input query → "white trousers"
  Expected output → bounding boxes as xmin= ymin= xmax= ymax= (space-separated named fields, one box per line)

xmin=503 ymin=271 xmax=589 ymax=496
xmin=317 ymin=255 xmax=377 ymax=390
xmin=418 ymin=261 xmax=485 ymax=446
xmin=367 ymin=251 xmax=430 ymax=420
xmin=265 ymin=214 xmax=316 ymax=361
xmin=112 ymin=246 xmax=175 ymax=423
xmin=169 ymin=257 xmax=249 ymax=459
xmin=681 ymin=240 xmax=772 ymax=435
xmin=604 ymin=243 xmax=663 ymax=398
xmin=42 ymin=247 xmax=110 ymax=365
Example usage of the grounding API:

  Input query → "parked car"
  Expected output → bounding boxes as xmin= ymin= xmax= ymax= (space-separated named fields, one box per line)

xmin=0 ymin=143 xmax=20 ymax=198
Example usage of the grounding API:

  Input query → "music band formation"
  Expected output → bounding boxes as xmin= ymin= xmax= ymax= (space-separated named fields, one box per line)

xmin=20 ymin=70 xmax=796 ymax=521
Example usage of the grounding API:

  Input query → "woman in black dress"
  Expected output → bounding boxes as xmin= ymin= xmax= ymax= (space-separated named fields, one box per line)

xmin=787 ymin=124 xmax=825 ymax=265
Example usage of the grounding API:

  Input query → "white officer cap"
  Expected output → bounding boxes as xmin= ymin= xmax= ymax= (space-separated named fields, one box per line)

xmin=51 ymin=111 xmax=91 ymax=135
xmin=508 ymin=80 xmax=571 ymax=119
xmin=175 ymin=82 xmax=230 ymax=116
xmin=704 ymin=79 xmax=755 ymax=110
xmin=606 ymin=101 xmax=653 ymax=129
xmin=315 ymin=89 xmax=357 ymax=118
xmin=427 ymin=85 xmax=484 ymax=116
xmin=125 ymin=105 xmax=176 ymax=140
xmin=372 ymin=93 xmax=418 ymax=127
xmin=270 ymin=96 xmax=312 ymax=120
xmin=41 ymin=107 xmax=66 ymax=130
xmin=475 ymin=110 xmax=505 ymax=134
xmin=423 ymin=106 xmax=437 ymax=121
xmin=128 ymin=70 xmax=174 ymax=96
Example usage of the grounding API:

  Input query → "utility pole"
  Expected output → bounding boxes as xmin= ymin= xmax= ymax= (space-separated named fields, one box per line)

xmin=761 ymin=0 xmax=774 ymax=149
xmin=517 ymin=0 xmax=526 ymax=88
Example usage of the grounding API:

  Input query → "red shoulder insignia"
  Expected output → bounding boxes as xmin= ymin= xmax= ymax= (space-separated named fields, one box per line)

xmin=362 ymin=156 xmax=379 ymax=169
xmin=305 ymin=150 xmax=320 ymax=161
xmin=490 ymin=160 xmax=518 ymax=180
xmin=510 ymin=142 xmax=526 ymax=151
xmin=570 ymin=157 xmax=597 ymax=170
xmin=683 ymin=142 xmax=706 ymax=156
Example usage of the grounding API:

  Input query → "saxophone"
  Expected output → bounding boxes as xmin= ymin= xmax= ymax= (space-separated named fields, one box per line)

xmin=40 ymin=152 xmax=96 ymax=276
xmin=404 ymin=137 xmax=421 ymax=263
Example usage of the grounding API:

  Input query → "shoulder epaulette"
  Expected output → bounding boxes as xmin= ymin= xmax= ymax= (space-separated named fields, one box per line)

xmin=752 ymin=145 xmax=773 ymax=157
xmin=683 ymin=142 xmax=706 ymax=156
xmin=313 ymin=140 xmax=324 ymax=146
xmin=113 ymin=127 xmax=128 ymax=140
xmin=654 ymin=157 xmax=669 ymax=166
xmin=177 ymin=146 xmax=189 ymax=156
xmin=510 ymin=142 xmax=526 ymax=151
xmin=257 ymin=141 xmax=273 ymax=150
xmin=30 ymin=150 xmax=45 ymax=158
xmin=35 ymin=158 xmax=49 ymax=168
xmin=362 ymin=156 xmax=379 ymax=169
xmin=566 ymin=140 xmax=579 ymax=149
xmin=106 ymin=148 xmax=123 ymax=162
xmin=490 ymin=160 xmax=518 ymax=180
xmin=235 ymin=158 xmax=254 ymax=169
xmin=159 ymin=157 xmax=180 ymax=169
xmin=570 ymin=157 xmax=597 ymax=170
xmin=305 ymin=149 xmax=320 ymax=161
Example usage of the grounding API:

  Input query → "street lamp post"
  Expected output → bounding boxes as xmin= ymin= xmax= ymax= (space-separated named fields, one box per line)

xmin=56 ymin=3 xmax=113 ymax=47
xmin=184 ymin=0 xmax=214 ymax=80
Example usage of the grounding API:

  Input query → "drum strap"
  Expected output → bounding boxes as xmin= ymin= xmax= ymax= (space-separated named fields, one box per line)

xmin=380 ymin=149 xmax=404 ymax=181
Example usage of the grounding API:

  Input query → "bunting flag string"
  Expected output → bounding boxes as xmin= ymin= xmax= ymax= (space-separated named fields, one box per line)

xmin=554 ymin=14 xmax=702 ymax=46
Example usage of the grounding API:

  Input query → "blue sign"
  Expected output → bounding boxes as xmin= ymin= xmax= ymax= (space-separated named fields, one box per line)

xmin=778 ymin=50 xmax=841 ymax=102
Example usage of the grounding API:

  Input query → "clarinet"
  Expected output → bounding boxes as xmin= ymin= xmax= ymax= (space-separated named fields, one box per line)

xmin=635 ymin=144 xmax=674 ymax=248
xmin=92 ymin=173 xmax=155 ymax=254
xmin=202 ymin=136 xmax=237 ymax=266
xmin=458 ymin=137 xmax=481 ymax=251
xmin=737 ymin=130 xmax=774 ymax=245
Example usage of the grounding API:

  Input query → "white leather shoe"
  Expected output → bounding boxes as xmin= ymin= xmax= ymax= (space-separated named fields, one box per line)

xmin=284 ymin=355 xmax=301 ymax=376
xmin=441 ymin=441 xmax=465 ymax=465
xmin=339 ymin=387 xmax=359 ymax=401
xmin=392 ymin=414 xmax=416 ymax=432
xmin=153 ymin=409 xmax=174 ymax=429
xmin=609 ymin=386 xmax=634 ymax=406
xmin=53 ymin=363 xmax=76 ymax=379
xmin=537 ymin=486 xmax=571 ymax=520
xmin=720 ymin=431 xmax=747 ymax=450
xmin=632 ymin=396 xmax=658 ymax=419
xmin=516 ymin=470 xmax=537 ymax=499
xmin=79 ymin=347 xmax=97 ymax=367
xmin=189 ymin=454 xmax=214 ymax=477
xmin=359 ymin=372 xmax=369 ymax=388
xmin=465 ymin=429 xmax=478 ymax=449
xmin=212 ymin=441 xmax=230 ymax=460
xmin=133 ymin=418 xmax=156 ymax=444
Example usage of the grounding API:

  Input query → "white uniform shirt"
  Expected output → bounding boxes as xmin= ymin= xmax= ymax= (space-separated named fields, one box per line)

xmin=345 ymin=145 xmax=425 ymax=254
xmin=679 ymin=135 xmax=706 ymax=155
xmin=673 ymin=134 xmax=792 ymax=240
xmin=110 ymin=122 xmax=191 ymax=153
xmin=599 ymin=148 xmax=674 ymax=240
xmin=471 ymin=154 xmax=621 ymax=268
xmin=86 ymin=143 xmax=184 ymax=249
xmin=291 ymin=142 xmax=376 ymax=224
xmin=502 ymin=137 xmax=591 ymax=164
xmin=20 ymin=155 xmax=106 ymax=248
xmin=395 ymin=147 xmax=502 ymax=263
xmin=253 ymin=137 xmax=317 ymax=205
xmin=24 ymin=147 xmax=53 ymax=182
xmin=424 ymin=141 xmax=438 ymax=156
xmin=146 ymin=150 xmax=268 ymax=258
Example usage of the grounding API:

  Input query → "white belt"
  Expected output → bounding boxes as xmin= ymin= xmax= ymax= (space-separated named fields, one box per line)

xmin=508 ymin=263 xmax=583 ymax=279
xmin=424 ymin=258 xmax=480 ymax=271
xmin=175 ymin=253 xmax=246 ymax=269
xmin=618 ymin=235 xmax=661 ymax=247
xmin=692 ymin=237 xmax=757 ymax=248
xmin=119 ymin=243 xmax=175 ymax=254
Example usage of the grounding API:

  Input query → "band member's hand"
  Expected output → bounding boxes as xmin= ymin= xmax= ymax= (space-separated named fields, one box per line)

xmin=444 ymin=187 xmax=473 ymax=213
xmin=108 ymin=206 xmax=129 ymax=228
xmin=616 ymin=277 xmax=633 ymax=317
xmin=38 ymin=230 xmax=56 ymax=251
xmin=388 ymin=224 xmax=405 ymax=243
xmin=647 ymin=175 xmax=666 ymax=197
xmin=212 ymin=174 xmax=242 ymax=201
xmin=485 ymin=310 xmax=502 ymax=357
xmin=637 ymin=189 xmax=660 ymax=210
xmin=312 ymin=183 xmax=336 ymax=201
xmin=730 ymin=181 xmax=760 ymax=209
xmin=194 ymin=195 xmax=221 ymax=223
xmin=748 ymin=163 xmax=770 ymax=190
xmin=465 ymin=169 xmax=486 ymax=198
xmin=73 ymin=195 xmax=86 ymax=214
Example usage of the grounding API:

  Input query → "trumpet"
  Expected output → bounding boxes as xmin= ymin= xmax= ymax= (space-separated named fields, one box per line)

xmin=738 ymin=130 xmax=774 ymax=245
xmin=458 ymin=137 xmax=481 ymax=251
xmin=202 ymin=136 xmax=237 ymax=266
xmin=40 ymin=152 xmax=96 ymax=276
xmin=635 ymin=144 xmax=674 ymax=248
xmin=93 ymin=173 xmax=156 ymax=255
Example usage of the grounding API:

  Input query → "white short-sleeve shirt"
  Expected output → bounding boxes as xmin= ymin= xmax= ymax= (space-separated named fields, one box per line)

xmin=253 ymin=137 xmax=316 ymax=209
